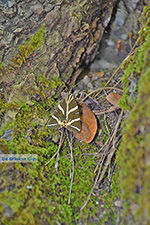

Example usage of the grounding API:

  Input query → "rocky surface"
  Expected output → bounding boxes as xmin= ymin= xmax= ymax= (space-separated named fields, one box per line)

xmin=90 ymin=0 xmax=146 ymax=70
xmin=75 ymin=0 xmax=145 ymax=93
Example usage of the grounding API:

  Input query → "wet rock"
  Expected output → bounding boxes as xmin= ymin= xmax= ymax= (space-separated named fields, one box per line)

xmin=113 ymin=1 xmax=128 ymax=28
xmin=89 ymin=0 xmax=143 ymax=72
xmin=91 ymin=59 xmax=116 ymax=71
xmin=106 ymin=39 xmax=115 ymax=47
xmin=7 ymin=0 xmax=15 ymax=8
xmin=126 ymin=0 xmax=140 ymax=10
xmin=0 ymin=0 xmax=8 ymax=5
xmin=120 ymin=33 xmax=128 ymax=41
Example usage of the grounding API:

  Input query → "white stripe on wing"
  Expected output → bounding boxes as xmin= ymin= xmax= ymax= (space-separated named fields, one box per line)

xmin=51 ymin=115 xmax=62 ymax=124
xmin=68 ymin=106 xmax=78 ymax=115
xmin=69 ymin=117 xmax=80 ymax=124
xmin=70 ymin=125 xmax=80 ymax=132
xmin=48 ymin=123 xmax=58 ymax=127
xmin=58 ymin=104 xmax=65 ymax=115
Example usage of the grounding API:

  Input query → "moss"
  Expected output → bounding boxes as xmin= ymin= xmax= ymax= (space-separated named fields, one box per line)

xmin=93 ymin=5 xmax=150 ymax=225
xmin=0 ymin=62 xmax=3 ymax=70
xmin=10 ymin=24 xmax=45 ymax=68
xmin=0 ymin=122 xmax=99 ymax=224
xmin=0 ymin=65 xmax=98 ymax=224
xmin=0 ymin=24 xmax=45 ymax=81
xmin=116 ymin=4 xmax=150 ymax=224
xmin=1 ymin=3 xmax=150 ymax=225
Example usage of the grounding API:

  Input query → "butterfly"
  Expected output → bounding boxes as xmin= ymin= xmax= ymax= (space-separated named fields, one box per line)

xmin=48 ymin=94 xmax=81 ymax=132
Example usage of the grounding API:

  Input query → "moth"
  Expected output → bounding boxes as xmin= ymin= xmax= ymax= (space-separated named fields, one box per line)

xmin=48 ymin=94 xmax=81 ymax=132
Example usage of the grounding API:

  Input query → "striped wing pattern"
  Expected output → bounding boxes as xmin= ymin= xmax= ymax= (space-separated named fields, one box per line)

xmin=48 ymin=94 xmax=80 ymax=132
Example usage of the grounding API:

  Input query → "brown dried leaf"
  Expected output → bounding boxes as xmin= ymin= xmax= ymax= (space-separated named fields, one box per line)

xmin=73 ymin=103 xmax=97 ymax=143
xmin=73 ymin=121 xmax=91 ymax=143
xmin=106 ymin=92 xmax=122 ymax=107
xmin=95 ymin=71 xmax=104 ymax=77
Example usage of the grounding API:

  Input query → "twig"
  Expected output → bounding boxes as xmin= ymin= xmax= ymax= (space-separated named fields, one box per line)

xmin=95 ymin=109 xmax=123 ymax=172
xmin=81 ymin=137 xmax=110 ymax=210
xmin=81 ymin=87 xmax=123 ymax=102
xmin=97 ymin=135 xmax=122 ymax=188
xmin=95 ymin=110 xmax=123 ymax=179
xmin=67 ymin=132 xmax=74 ymax=204
xmin=93 ymin=105 xmax=119 ymax=116
xmin=108 ymin=110 xmax=123 ymax=144
xmin=96 ymin=78 xmax=122 ymax=100
xmin=105 ymin=67 xmax=122 ymax=88
xmin=55 ymin=148 xmax=60 ymax=174
xmin=81 ymin=36 xmax=140 ymax=104
xmin=45 ymin=130 xmax=65 ymax=166
xmin=80 ymin=110 xmax=123 ymax=210
xmin=104 ymin=114 xmax=111 ymax=136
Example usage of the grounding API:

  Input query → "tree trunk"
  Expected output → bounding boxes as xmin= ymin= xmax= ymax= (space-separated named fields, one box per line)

xmin=0 ymin=0 xmax=118 ymax=124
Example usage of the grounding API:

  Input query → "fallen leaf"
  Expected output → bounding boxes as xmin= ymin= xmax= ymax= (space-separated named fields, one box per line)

xmin=73 ymin=103 xmax=97 ymax=143
xmin=106 ymin=92 xmax=122 ymax=107
xmin=73 ymin=121 xmax=91 ymax=143
xmin=95 ymin=71 xmax=105 ymax=78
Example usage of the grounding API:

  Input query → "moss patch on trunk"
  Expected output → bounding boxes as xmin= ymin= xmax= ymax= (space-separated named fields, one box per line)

xmin=117 ymin=4 xmax=150 ymax=224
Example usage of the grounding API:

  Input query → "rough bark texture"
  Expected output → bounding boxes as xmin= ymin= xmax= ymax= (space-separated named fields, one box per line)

xmin=0 ymin=0 xmax=118 ymax=124
xmin=0 ymin=0 xmax=118 ymax=81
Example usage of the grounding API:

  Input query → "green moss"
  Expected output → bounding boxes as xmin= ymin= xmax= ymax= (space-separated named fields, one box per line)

xmin=95 ymin=5 xmax=150 ymax=225
xmin=0 ymin=68 xmax=98 ymax=224
xmin=0 ymin=7 xmax=101 ymax=224
xmin=10 ymin=24 xmax=45 ymax=68
xmin=1 ymin=3 xmax=150 ymax=225
xmin=0 ymin=62 xmax=3 ymax=70
xmin=116 ymin=4 xmax=150 ymax=224
xmin=0 ymin=121 xmax=98 ymax=224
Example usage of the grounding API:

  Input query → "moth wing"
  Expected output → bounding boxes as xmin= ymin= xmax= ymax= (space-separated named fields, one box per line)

xmin=47 ymin=118 xmax=60 ymax=129
xmin=67 ymin=97 xmax=80 ymax=132
xmin=48 ymin=99 xmax=66 ymax=129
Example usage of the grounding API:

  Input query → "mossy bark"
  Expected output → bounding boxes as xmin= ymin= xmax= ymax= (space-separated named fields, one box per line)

xmin=117 ymin=5 xmax=150 ymax=225
xmin=0 ymin=0 xmax=118 ymax=125
xmin=0 ymin=1 xmax=120 ymax=225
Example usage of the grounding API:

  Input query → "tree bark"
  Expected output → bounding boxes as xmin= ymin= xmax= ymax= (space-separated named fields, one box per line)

xmin=0 ymin=0 xmax=118 ymax=123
